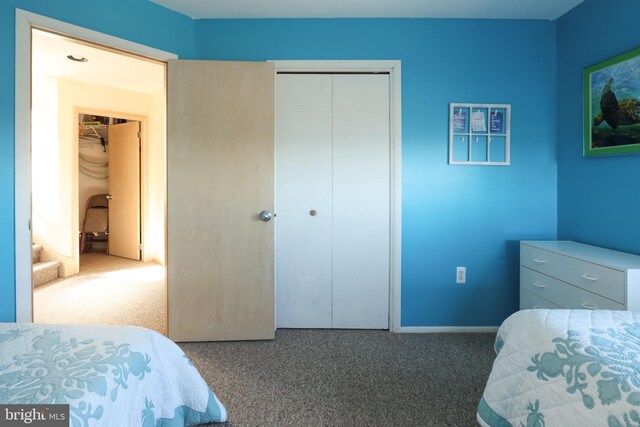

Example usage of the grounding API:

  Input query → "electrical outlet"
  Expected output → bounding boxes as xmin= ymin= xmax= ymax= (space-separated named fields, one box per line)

xmin=456 ymin=266 xmax=466 ymax=284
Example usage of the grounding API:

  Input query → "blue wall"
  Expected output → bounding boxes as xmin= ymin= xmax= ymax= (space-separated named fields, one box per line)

xmin=556 ymin=0 xmax=640 ymax=255
xmin=196 ymin=19 xmax=558 ymax=326
xmin=0 ymin=4 xmax=560 ymax=326
xmin=0 ymin=0 xmax=195 ymax=321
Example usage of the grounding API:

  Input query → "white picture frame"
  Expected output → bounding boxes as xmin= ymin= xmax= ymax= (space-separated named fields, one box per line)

xmin=449 ymin=103 xmax=511 ymax=165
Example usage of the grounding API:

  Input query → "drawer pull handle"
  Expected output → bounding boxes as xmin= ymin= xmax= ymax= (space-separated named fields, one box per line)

xmin=533 ymin=282 xmax=546 ymax=288
xmin=533 ymin=258 xmax=546 ymax=264
xmin=582 ymin=303 xmax=597 ymax=310
xmin=581 ymin=274 xmax=598 ymax=282
xmin=533 ymin=305 xmax=541 ymax=309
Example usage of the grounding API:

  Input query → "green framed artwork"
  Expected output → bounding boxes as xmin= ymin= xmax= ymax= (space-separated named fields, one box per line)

xmin=584 ymin=46 xmax=640 ymax=156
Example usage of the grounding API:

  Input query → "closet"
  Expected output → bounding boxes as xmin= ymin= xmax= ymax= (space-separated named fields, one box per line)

xmin=78 ymin=114 xmax=141 ymax=260
xmin=276 ymin=73 xmax=390 ymax=329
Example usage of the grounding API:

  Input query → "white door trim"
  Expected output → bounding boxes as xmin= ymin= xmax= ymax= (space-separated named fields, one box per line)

xmin=271 ymin=60 xmax=402 ymax=332
xmin=15 ymin=9 xmax=177 ymax=322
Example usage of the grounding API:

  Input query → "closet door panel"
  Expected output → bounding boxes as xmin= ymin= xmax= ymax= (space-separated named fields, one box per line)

xmin=276 ymin=74 xmax=333 ymax=328
xmin=108 ymin=121 xmax=141 ymax=261
xmin=332 ymin=74 xmax=390 ymax=329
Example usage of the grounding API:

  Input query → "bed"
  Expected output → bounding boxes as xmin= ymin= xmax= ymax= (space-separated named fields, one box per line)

xmin=0 ymin=323 xmax=227 ymax=426
xmin=478 ymin=309 xmax=640 ymax=427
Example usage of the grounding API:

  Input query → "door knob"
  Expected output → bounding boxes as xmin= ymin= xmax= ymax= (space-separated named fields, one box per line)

xmin=309 ymin=210 xmax=317 ymax=216
xmin=105 ymin=194 xmax=113 ymax=200
xmin=259 ymin=210 xmax=273 ymax=222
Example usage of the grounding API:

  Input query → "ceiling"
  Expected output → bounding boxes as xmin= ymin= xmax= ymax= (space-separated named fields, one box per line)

xmin=32 ymin=29 xmax=165 ymax=95
xmin=150 ymin=0 xmax=584 ymax=20
xmin=30 ymin=1 xmax=583 ymax=91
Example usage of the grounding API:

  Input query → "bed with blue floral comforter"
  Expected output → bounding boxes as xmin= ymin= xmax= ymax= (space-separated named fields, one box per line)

xmin=478 ymin=309 xmax=640 ymax=427
xmin=0 ymin=323 xmax=227 ymax=426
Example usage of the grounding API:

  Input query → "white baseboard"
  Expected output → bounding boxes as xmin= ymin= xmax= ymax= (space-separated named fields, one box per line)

xmin=399 ymin=326 xmax=499 ymax=333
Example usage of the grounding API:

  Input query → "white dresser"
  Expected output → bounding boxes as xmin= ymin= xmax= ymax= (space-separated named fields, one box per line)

xmin=520 ymin=241 xmax=640 ymax=310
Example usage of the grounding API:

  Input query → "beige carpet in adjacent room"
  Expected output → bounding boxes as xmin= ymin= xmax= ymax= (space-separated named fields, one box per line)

xmin=34 ymin=253 xmax=166 ymax=335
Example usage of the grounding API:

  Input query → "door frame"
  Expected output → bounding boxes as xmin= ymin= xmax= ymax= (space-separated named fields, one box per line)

xmin=15 ymin=9 xmax=177 ymax=322
xmin=271 ymin=60 xmax=402 ymax=332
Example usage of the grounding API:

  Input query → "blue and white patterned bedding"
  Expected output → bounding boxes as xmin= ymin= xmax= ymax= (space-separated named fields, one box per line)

xmin=0 ymin=323 xmax=227 ymax=426
xmin=478 ymin=309 xmax=640 ymax=427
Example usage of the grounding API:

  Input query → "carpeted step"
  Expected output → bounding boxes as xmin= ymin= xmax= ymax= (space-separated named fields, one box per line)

xmin=32 ymin=243 xmax=43 ymax=264
xmin=33 ymin=260 xmax=61 ymax=287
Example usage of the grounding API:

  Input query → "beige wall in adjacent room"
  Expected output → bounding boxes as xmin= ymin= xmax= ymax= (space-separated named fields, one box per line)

xmin=32 ymin=76 xmax=166 ymax=276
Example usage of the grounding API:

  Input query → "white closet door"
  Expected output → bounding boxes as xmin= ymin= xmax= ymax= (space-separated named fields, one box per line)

xmin=276 ymin=73 xmax=390 ymax=329
xmin=332 ymin=74 xmax=390 ymax=329
xmin=276 ymin=74 xmax=333 ymax=328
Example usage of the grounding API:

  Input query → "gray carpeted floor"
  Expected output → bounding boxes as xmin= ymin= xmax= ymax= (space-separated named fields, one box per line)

xmin=180 ymin=329 xmax=496 ymax=427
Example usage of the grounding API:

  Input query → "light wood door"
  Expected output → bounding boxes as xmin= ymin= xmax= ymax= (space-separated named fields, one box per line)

xmin=276 ymin=74 xmax=333 ymax=328
xmin=108 ymin=121 xmax=141 ymax=260
xmin=276 ymin=73 xmax=390 ymax=329
xmin=167 ymin=60 xmax=275 ymax=342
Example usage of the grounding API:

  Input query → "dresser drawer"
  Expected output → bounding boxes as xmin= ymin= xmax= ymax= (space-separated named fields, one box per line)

xmin=521 ymin=267 xmax=625 ymax=310
xmin=521 ymin=244 xmax=625 ymax=303
xmin=520 ymin=289 xmax=562 ymax=310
